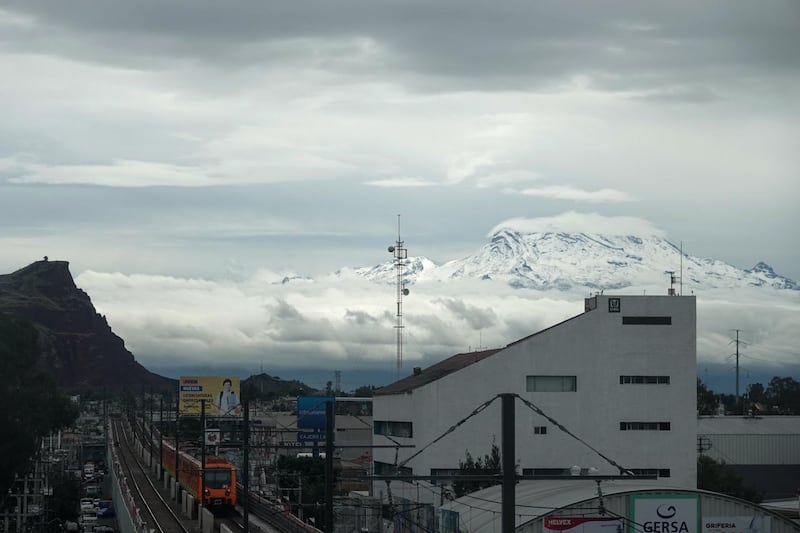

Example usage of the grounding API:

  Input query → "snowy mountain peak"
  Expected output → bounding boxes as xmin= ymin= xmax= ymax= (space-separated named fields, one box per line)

xmin=353 ymin=229 xmax=798 ymax=292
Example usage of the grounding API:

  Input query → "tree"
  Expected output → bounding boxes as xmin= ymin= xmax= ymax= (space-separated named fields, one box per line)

xmin=697 ymin=456 xmax=762 ymax=503
xmin=452 ymin=442 xmax=502 ymax=498
xmin=276 ymin=455 xmax=329 ymax=524
xmin=353 ymin=385 xmax=376 ymax=397
xmin=49 ymin=470 xmax=82 ymax=522
xmin=746 ymin=382 xmax=766 ymax=409
xmin=0 ymin=316 xmax=79 ymax=501
xmin=765 ymin=376 xmax=800 ymax=414
xmin=696 ymin=379 xmax=718 ymax=415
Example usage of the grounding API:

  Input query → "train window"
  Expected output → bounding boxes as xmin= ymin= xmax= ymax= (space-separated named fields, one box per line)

xmin=205 ymin=469 xmax=232 ymax=488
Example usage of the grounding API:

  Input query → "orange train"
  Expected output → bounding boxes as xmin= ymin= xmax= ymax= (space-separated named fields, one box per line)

xmin=162 ymin=440 xmax=237 ymax=509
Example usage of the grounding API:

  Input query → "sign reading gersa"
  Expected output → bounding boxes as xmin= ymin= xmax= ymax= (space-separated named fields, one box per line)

xmin=630 ymin=495 xmax=699 ymax=533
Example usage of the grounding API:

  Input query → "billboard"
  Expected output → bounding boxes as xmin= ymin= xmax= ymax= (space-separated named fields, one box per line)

xmin=179 ymin=376 xmax=241 ymax=416
xmin=297 ymin=396 xmax=334 ymax=430
xmin=630 ymin=495 xmax=698 ymax=533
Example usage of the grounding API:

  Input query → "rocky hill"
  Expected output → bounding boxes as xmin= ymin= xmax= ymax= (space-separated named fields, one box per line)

xmin=0 ymin=259 xmax=173 ymax=393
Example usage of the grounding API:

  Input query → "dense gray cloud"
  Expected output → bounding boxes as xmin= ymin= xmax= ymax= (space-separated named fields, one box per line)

xmin=0 ymin=2 xmax=798 ymax=389
xmin=3 ymin=1 xmax=797 ymax=92
xmin=73 ymin=268 xmax=799 ymax=391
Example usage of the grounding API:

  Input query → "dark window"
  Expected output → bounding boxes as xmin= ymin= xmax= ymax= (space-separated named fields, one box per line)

xmin=628 ymin=468 xmax=671 ymax=478
xmin=522 ymin=468 xmax=570 ymax=476
xmin=526 ymin=375 xmax=577 ymax=392
xmin=205 ymin=468 xmax=232 ymax=488
xmin=622 ymin=316 xmax=672 ymax=325
xmin=619 ymin=422 xmax=671 ymax=431
xmin=533 ymin=426 xmax=547 ymax=435
xmin=374 ymin=420 xmax=413 ymax=438
xmin=374 ymin=461 xmax=412 ymax=476
xmin=620 ymin=375 xmax=671 ymax=385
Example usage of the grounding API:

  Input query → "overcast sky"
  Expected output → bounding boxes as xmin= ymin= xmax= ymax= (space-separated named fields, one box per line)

xmin=1 ymin=2 xmax=798 ymax=390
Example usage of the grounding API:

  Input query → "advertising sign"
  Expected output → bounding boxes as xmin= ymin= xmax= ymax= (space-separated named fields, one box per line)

xmin=179 ymin=376 xmax=241 ymax=416
xmin=545 ymin=517 xmax=624 ymax=533
xmin=297 ymin=431 xmax=323 ymax=443
xmin=702 ymin=516 xmax=770 ymax=533
xmin=297 ymin=396 xmax=334 ymax=430
xmin=630 ymin=495 xmax=698 ymax=533
xmin=204 ymin=429 xmax=221 ymax=445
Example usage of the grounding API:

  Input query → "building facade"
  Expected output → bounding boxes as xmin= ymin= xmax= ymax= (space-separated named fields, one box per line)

xmin=372 ymin=294 xmax=697 ymax=501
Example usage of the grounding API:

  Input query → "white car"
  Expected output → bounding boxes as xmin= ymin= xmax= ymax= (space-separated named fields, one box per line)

xmin=79 ymin=499 xmax=94 ymax=513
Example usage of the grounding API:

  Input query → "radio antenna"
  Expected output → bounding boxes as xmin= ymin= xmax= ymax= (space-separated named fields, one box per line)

xmin=387 ymin=215 xmax=409 ymax=379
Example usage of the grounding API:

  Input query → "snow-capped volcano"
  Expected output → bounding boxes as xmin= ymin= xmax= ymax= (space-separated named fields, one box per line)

xmin=355 ymin=230 xmax=798 ymax=292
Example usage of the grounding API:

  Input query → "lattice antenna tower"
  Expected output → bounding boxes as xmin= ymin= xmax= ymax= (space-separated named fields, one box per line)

xmin=388 ymin=215 xmax=409 ymax=379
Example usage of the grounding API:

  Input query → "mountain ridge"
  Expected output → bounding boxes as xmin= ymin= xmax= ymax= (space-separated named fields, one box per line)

xmin=353 ymin=230 xmax=798 ymax=292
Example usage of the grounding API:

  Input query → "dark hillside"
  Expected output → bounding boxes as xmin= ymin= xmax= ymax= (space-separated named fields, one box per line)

xmin=0 ymin=259 xmax=173 ymax=393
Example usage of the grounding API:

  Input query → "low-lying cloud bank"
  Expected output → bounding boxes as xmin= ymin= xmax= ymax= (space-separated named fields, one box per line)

xmin=76 ymin=268 xmax=800 ymax=391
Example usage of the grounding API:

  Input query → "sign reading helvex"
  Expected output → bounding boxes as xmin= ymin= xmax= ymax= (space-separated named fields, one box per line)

xmin=630 ymin=495 xmax=698 ymax=533
xmin=297 ymin=396 xmax=334 ymax=430
xmin=544 ymin=516 xmax=624 ymax=532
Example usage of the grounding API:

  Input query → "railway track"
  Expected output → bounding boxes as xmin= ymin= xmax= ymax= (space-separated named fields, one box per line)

xmin=115 ymin=417 xmax=306 ymax=533
xmin=112 ymin=418 xmax=195 ymax=533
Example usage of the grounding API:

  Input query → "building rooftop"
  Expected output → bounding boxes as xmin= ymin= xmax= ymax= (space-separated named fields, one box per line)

xmin=375 ymin=308 xmax=591 ymax=396
xmin=440 ymin=479 xmax=693 ymax=532
xmin=374 ymin=348 xmax=502 ymax=395
xmin=698 ymin=416 xmax=800 ymax=434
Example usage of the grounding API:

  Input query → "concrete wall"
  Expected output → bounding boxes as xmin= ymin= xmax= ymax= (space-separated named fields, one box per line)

xmin=200 ymin=508 xmax=214 ymax=533
xmin=374 ymin=295 xmax=698 ymax=500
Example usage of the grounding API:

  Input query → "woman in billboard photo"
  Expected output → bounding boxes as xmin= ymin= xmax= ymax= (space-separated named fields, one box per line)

xmin=216 ymin=378 xmax=240 ymax=416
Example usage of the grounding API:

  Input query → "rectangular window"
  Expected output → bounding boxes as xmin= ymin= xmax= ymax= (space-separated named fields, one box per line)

xmin=522 ymin=468 xmax=570 ymax=476
xmin=374 ymin=461 xmax=412 ymax=476
xmin=533 ymin=426 xmax=547 ymax=435
xmin=619 ymin=422 xmax=671 ymax=431
xmin=628 ymin=468 xmax=671 ymax=478
xmin=430 ymin=468 xmax=460 ymax=485
xmin=373 ymin=420 xmax=413 ymax=438
xmin=526 ymin=375 xmax=577 ymax=392
xmin=622 ymin=316 xmax=672 ymax=325
xmin=620 ymin=375 xmax=670 ymax=385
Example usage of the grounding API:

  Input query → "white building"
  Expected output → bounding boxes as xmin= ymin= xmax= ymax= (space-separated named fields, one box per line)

xmin=372 ymin=294 xmax=697 ymax=502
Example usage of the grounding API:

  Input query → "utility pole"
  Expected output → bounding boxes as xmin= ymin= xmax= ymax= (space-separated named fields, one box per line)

xmin=732 ymin=329 xmax=746 ymax=414
xmin=243 ymin=401 xmax=250 ymax=533
xmin=325 ymin=400 xmax=334 ymax=533
xmin=174 ymin=398 xmax=180 ymax=502
xmin=501 ymin=394 xmax=515 ymax=533
xmin=149 ymin=387 xmax=154 ymax=468
xmin=159 ymin=398 xmax=164 ymax=480
xmin=201 ymin=400 xmax=206 ymax=522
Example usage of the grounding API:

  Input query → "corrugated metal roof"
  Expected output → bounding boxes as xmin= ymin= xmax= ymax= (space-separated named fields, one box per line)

xmin=439 ymin=480 xmax=794 ymax=532
xmin=440 ymin=480 xmax=693 ymax=532
xmin=698 ymin=416 xmax=800 ymax=435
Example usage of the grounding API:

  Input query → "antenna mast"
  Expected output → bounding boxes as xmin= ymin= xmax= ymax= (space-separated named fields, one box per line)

xmin=388 ymin=215 xmax=409 ymax=379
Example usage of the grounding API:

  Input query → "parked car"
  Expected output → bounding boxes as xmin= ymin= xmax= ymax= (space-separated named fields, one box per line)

xmin=96 ymin=507 xmax=115 ymax=518
xmin=79 ymin=499 xmax=94 ymax=513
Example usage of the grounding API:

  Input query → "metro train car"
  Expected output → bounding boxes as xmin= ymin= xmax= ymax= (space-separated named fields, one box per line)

xmin=162 ymin=439 xmax=237 ymax=511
